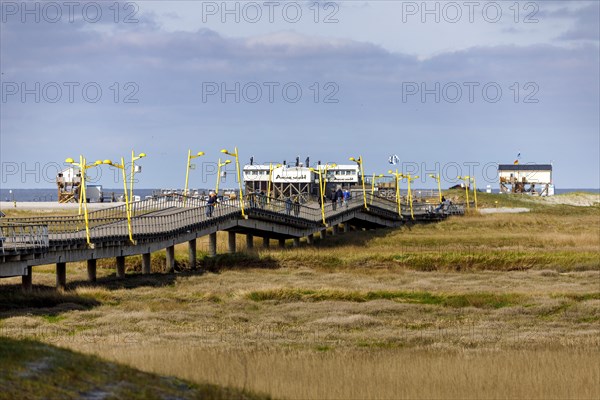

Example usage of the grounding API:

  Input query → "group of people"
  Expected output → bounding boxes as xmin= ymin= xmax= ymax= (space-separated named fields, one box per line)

xmin=330 ymin=187 xmax=351 ymax=210
xmin=285 ymin=196 xmax=301 ymax=216
xmin=206 ymin=187 xmax=354 ymax=218
xmin=248 ymin=190 xmax=267 ymax=209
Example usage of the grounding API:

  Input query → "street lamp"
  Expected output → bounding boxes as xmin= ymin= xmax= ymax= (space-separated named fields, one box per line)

xmin=349 ymin=156 xmax=368 ymax=210
xmin=470 ymin=176 xmax=478 ymax=210
xmin=267 ymin=162 xmax=282 ymax=203
xmin=428 ymin=174 xmax=442 ymax=203
xmin=370 ymin=173 xmax=384 ymax=204
xmin=310 ymin=167 xmax=327 ymax=225
xmin=388 ymin=169 xmax=403 ymax=217
xmin=103 ymin=158 xmax=134 ymax=243
xmin=216 ymin=158 xmax=231 ymax=195
xmin=402 ymin=174 xmax=419 ymax=220
xmin=221 ymin=147 xmax=245 ymax=218
xmin=129 ymin=150 xmax=146 ymax=205
xmin=320 ymin=163 xmax=337 ymax=200
xmin=457 ymin=176 xmax=471 ymax=211
xmin=184 ymin=150 xmax=205 ymax=205
xmin=65 ymin=156 xmax=102 ymax=246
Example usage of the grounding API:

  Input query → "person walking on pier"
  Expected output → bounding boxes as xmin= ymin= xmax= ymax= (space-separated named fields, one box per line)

xmin=258 ymin=190 xmax=266 ymax=208
xmin=293 ymin=196 xmax=301 ymax=217
xmin=331 ymin=189 xmax=338 ymax=211
xmin=206 ymin=192 xmax=217 ymax=217
xmin=343 ymin=189 xmax=351 ymax=208
xmin=336 ymin=187 xmax=343 ymax=208
xmin=285 ymin=197 xmax=292 ymax=215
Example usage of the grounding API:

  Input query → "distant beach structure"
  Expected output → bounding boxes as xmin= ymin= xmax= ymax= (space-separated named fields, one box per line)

xmin=498 ymin=164 xmax=554 ymax=196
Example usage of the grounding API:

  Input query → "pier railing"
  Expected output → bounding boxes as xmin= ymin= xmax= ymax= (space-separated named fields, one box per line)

xmin=0 ymin=222 xmax=49 ymax=254
xmin=1 ymin=192 xmax=465 ymax=252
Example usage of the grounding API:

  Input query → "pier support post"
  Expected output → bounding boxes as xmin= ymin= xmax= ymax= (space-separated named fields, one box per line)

xmin=87 ymin=259 xmax=97 ymax=282
xmin=22 ymin=266 xmax=32 ymax=292
xmin=228 ymin=232 xmax=236 ymax=254
xmin=166 ymin=245 xmax=175 ymax=273
xmin=263 ymin=236 xmax=270 ymax=249
xmin=208 ymin=232 xmax=217 ymax=257
xmin=246 ymin=234 xmax=254 ymax=250
xmin=279 ymin=238 xmax=286 ymax=249
xmin=343 ymin=223 xmax=350 ymax=233
xmin=116 ymin=256 xmax=126 ymax=278
xmin=56 ymin=262 xmax=66 ymax=289
xmin=332 ymin=225 xmax=338 ymax=236
xmin=188 ymin=239 xmax=197 ymax=270
xmin=293 ymin=238 xmax=300 ymax=248
xmin=319 ymin=230 xmax=326 ymax=240
xmin=142 ymin=253 xmax=151 ymax=274
xmin=306 ymin=234 xmax=314 ymax=245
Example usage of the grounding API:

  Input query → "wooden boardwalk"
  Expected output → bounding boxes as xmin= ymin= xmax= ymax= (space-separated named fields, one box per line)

xmin=0 ymin=193 xmax=464 ymax=289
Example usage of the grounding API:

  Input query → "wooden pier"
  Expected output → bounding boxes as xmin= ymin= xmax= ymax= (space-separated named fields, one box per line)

xmin=0 ymin=193 xmax=464 ymax=290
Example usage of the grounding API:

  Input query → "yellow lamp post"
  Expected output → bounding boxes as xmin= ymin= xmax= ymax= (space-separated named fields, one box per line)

xmin=129 ymin=150 xmax=146 ymax=205
xmin=428 ymin=174 xmax=442 ymax=203
xmin=216 ymin=158 xmax=231 ymax=195
xmin=220 ymin=147 xmax=245 ymax=218
xmin=65 ymin=156 xmax=102 ymax=246
xmin=310 ymin=167 xmax=327 ymax=225
xmin=65 ymin=156 xmax=86 ymax=215
xmin=103 ymin=158 xmax=134 ymax=243
xmin=370 ymin=173 xmax=384 ymax=204
xmin=457 ymin=176 xmax=471 ymax=210
xmin=349 ymin=156 xmax=368 ymax=210
xmin=402 ymin=174 xmax=419 ymax=220
xmin=267 ymin=163 xmax=282 ymax=203
xmin=184 ymin=150 xmax=205 ymax=205
xmin=388 ymin=169 xmax=403 ymax=217
xmin=320 ymin=163 xmax=337 ymax=199
xmin=470 ymin=176 xmax=478 ymax=210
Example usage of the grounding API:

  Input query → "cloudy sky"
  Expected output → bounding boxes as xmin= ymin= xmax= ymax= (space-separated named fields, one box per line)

xmin=1 ymin=0 xmax=598 ymax=190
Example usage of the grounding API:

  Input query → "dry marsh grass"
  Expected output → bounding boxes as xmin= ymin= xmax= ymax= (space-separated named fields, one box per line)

xmin=87 ymin=345 xmax=600 ymax=400
xmin=1 ymin=199 xmax=599 ymax=399
xmin=1 ymin=265 xmax=598 ymax=398
xmin=245 ymin=288 xmax=526 ymax=309
xmin=259 ymin=211 xmax=600 ymax=272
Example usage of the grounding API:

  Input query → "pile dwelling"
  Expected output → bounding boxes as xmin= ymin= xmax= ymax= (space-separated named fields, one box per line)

xmin=243 ymin=157 xmax=360 ymax=203
xmin=56 ymin=166 xmax=82 ymax=203
xmin=498 ymin=164 xmax=554 ymax=196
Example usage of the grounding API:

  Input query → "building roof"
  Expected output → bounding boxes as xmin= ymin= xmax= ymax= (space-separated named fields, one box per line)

xmin=498 ymin=164 xmax=552 ymax=171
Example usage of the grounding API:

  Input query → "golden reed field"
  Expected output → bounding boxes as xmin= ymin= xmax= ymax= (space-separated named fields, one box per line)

xmin=1 ymin=193 xmax=599 ymax=399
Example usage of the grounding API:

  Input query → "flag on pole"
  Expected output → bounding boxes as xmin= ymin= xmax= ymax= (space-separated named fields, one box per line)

xmin=388 ymin=155 xmax=399 ymax=165
xmin=514 ymin=152 xmax=521 ymax=165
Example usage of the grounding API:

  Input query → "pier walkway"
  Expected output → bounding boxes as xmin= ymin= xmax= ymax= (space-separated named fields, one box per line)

xmin=0 ymin=193 xmax=464 ymax=290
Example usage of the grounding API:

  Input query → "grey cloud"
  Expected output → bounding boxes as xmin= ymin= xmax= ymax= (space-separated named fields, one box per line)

xmin=549 ymin=2 xmax=600 ymax=42
xmin=1 ymin=3 xmax=598 ymax=188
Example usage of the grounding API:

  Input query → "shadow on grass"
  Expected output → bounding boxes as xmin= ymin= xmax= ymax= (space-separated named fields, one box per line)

xmin=0 ymin=285 xmax=101 ymax=318
xmin=0 ymin=337 xmax=271 ymax=400
xmin=0 ymin=252 xmax=279 ymax=318
xmin=311 ymin=226 xmax=399 ymax=249
xmin=66 ymin=252 xmax=280 ymax=291
xmin=201 ymin=252 xmax=280 ymax=273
